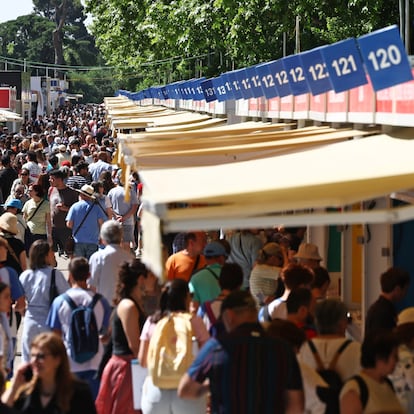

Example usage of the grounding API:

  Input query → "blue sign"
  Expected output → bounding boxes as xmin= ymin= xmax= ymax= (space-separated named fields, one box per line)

xmin=212 ymin=77 xmax=230 ymax=102
xmin=357 ymin=25 xmax=413 ymax=91
xmin=255 ymin=61 xmax=279 ymax=99
xmin=270 ymin=59 xmax=292 ymax=97
xmin=282 ymin=54 xmax=310 ymax=95
xmin=244 ymin=65 xmax=265 ymax=98
xmin=191 ymin=78 xmax=205 ymax=101
xmin=200 ymin=78 xmax=217 ymax=102
xmin=299 ymin=47 xmax=333 ymax=95
xmin=321 ymin=38 xmax=367 ymax=92
xmin=226 ymin=70 xmax=244 ymax=100
xmin=220 ymin=73 xmax=235 ymax=100
xmin=235 ymin=69 xmax=255 ymax=99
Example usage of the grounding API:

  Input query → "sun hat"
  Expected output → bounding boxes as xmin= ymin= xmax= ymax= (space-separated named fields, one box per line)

xmin=398 ymin=307 xmax=414 ymax=325
xmin=294 ymin=243 xmax=322 ymax=261
xmin=76 ymin=184 xmax=95 ymax=199
xmin=0 ymin=212 xmax=18 ymax=235
xmin=58 ymin=144 xmax=67 ymax=152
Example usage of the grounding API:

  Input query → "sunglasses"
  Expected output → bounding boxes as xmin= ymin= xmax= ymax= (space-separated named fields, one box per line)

xmin=21 ymin=173 xmax=29 ymax=176
xmin=30 ymin=352 xmax=51 ymax=361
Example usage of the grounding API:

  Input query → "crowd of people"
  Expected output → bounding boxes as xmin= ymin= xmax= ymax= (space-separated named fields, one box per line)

xmin=0 ymin=105 xmax=410 ymax=414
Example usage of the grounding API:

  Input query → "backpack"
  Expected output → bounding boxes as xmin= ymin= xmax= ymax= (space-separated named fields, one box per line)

xmin=308 ymin=339 xmax=352 ymax=414
xmin=352 ymin=374 xmax=394 ymax=410
xmin=147 ymin=312 xmax=194 ymax=389
xmin=202 ymin=300 xmax=225 ymax=337
xmin=63 ymin=293 xmax=102 ymax=363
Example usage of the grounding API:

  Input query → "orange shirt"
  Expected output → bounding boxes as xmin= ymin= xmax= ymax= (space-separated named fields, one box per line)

xmin=165 ymin=251 xmax=206 ymax=282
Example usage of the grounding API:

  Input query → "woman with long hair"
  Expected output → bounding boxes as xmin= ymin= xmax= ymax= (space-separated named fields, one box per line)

xmin=91 ymin=180 xmax=112 ymax=218
xmin=22 ymin=183 xmax=52 ymax=252
xmin=139 ymin=279 xmax=209 ymax=414
xmin=95 ymin=259 xmax=157 ymax=414
xmin=19 ymin=240 xmax=69 ymax=363
xmin=2 ymin=332 xmax=96 ymax=413
xmin=98 ymin=171 xmax=115 ymax=195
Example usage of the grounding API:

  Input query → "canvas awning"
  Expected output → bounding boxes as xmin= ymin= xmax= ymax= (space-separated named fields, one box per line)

xmin=119 ymin=127 xmax=373 ymax=168
xmin=140 ymin=134 xmax=414 ymax=222
xmin=0 ymin=109 xmax=23 ymax=122
xmin=124 ymin=131 xmax=414 ymax=276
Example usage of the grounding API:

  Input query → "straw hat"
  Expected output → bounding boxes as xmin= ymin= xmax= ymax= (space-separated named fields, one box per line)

xmin=0 ymin=212 xmax=18 ymax=235
xmin=294 ymin=243 xmax=322 ymax=261
xmin=75 ymin=184 xmax=95 ymax=199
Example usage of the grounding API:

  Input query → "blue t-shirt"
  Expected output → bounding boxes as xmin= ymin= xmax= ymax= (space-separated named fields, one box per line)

xmin=66 ymin=200 xmax=107 ymax=244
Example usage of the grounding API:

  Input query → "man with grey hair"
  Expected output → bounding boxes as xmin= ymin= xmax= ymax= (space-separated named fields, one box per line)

xmin=88 ymin=220 xmax=133 ymax=305
xmin=298 ymin=298 xmax=361 ymax=383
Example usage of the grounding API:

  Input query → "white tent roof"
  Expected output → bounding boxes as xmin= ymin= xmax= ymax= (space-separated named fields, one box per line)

xmin=140 ymin=134 xmax=414 ymax=224
xmin=136 ymin=133 xmax=414 ymax=276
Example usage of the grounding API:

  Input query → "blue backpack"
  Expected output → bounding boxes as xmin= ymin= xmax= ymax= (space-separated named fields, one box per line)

xmin=63 ymin=293 xmax=102 ymax=363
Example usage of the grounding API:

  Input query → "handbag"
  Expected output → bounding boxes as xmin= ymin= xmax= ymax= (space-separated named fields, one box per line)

xmin=64 ymin=235 xmax=75 ymax=256
xmin=49 ymin=268 xmax=59 ymax=306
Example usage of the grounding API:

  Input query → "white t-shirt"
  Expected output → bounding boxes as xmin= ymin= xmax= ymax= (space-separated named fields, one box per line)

xmin=340 ymin=372 xmax=405 ymax=414
xmin=298 ymin=337 xmax=361 ymax=382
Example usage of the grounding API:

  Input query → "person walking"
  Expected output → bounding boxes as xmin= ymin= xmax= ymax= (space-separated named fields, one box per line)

xmin=19 ymin=240 xmax=69 ymax=363
xmin=66 ymin=184 xmax=107 ymax=260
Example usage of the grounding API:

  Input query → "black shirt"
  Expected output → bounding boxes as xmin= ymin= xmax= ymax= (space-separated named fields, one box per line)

xmin=365 ymin=295 xmax=397 ymax=337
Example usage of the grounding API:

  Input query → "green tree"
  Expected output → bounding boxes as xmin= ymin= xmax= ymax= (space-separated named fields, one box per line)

xmin=0 ymin=15 xmax=55 ymax=70
xmin=33 ymin=0 xmax=86 ymax=65
xmin=86 ymin=0 xmax=403 ymax=91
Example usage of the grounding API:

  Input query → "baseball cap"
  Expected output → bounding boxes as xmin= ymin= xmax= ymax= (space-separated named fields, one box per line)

xmin=203 ymin=241 xmax=228 ymax=258
xmin=3 ymin=199 xmax=22 ymax=210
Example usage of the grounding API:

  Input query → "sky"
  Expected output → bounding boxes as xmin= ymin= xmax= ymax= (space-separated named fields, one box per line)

xmin=0 ymin=0 xmax=34 ymax=23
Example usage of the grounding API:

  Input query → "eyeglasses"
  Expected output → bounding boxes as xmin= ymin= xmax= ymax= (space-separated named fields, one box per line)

xmin=30 ymin=352 xmax=51 ymax=361
xmin=21 ymin=173 xmax=29 ymax=176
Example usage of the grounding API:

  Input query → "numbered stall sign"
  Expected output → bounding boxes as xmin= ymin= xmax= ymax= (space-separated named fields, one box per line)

xmin=221 ymin=73 xmax=236 ymax=100
xmin=357 ymin=25 xmax=413 ymax=91
xmin=321 ymin=38 xmax=367 ymax=93
xmin=212 ymin=77 xmax=231 ymax=102
xmin=299 ymin=47 xmax=333 ymax=96
xmin=160 ymin=86 xmax=169 ymax=100
xmin=235 ymin=68 xmax=255 ymax=99
xmin=191 ymin=78 xmax=206 ymax=101
xmin=244 ymin=65 xmax=265 ymax=98
xmin=282 ymin=54 xmax=310 ymax=96
xmin=200 ymin=78 xmax=217 ymax=102
xmin=255 ymin=61 xmax=279 ymax=99
xmin=270 ymin=59 xmax=292 ymax=97
xmin=225 ymin=70 xmax=244 ymax=100
xmin=179 ymin=81 xmax=191 ymax=100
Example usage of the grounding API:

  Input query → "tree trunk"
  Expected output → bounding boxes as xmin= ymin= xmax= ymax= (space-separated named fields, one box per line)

xmin=53 ymin=0 xmax=68 ymax=69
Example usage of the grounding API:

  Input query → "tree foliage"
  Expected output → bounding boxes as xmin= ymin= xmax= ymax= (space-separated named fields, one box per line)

xmin=0 ymin=15 xmax=55 ymax=69
xmin=85 ymin=0 xmax=402 ymax=91
xmin=0 ymin=2 xmax=116 ymax=103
